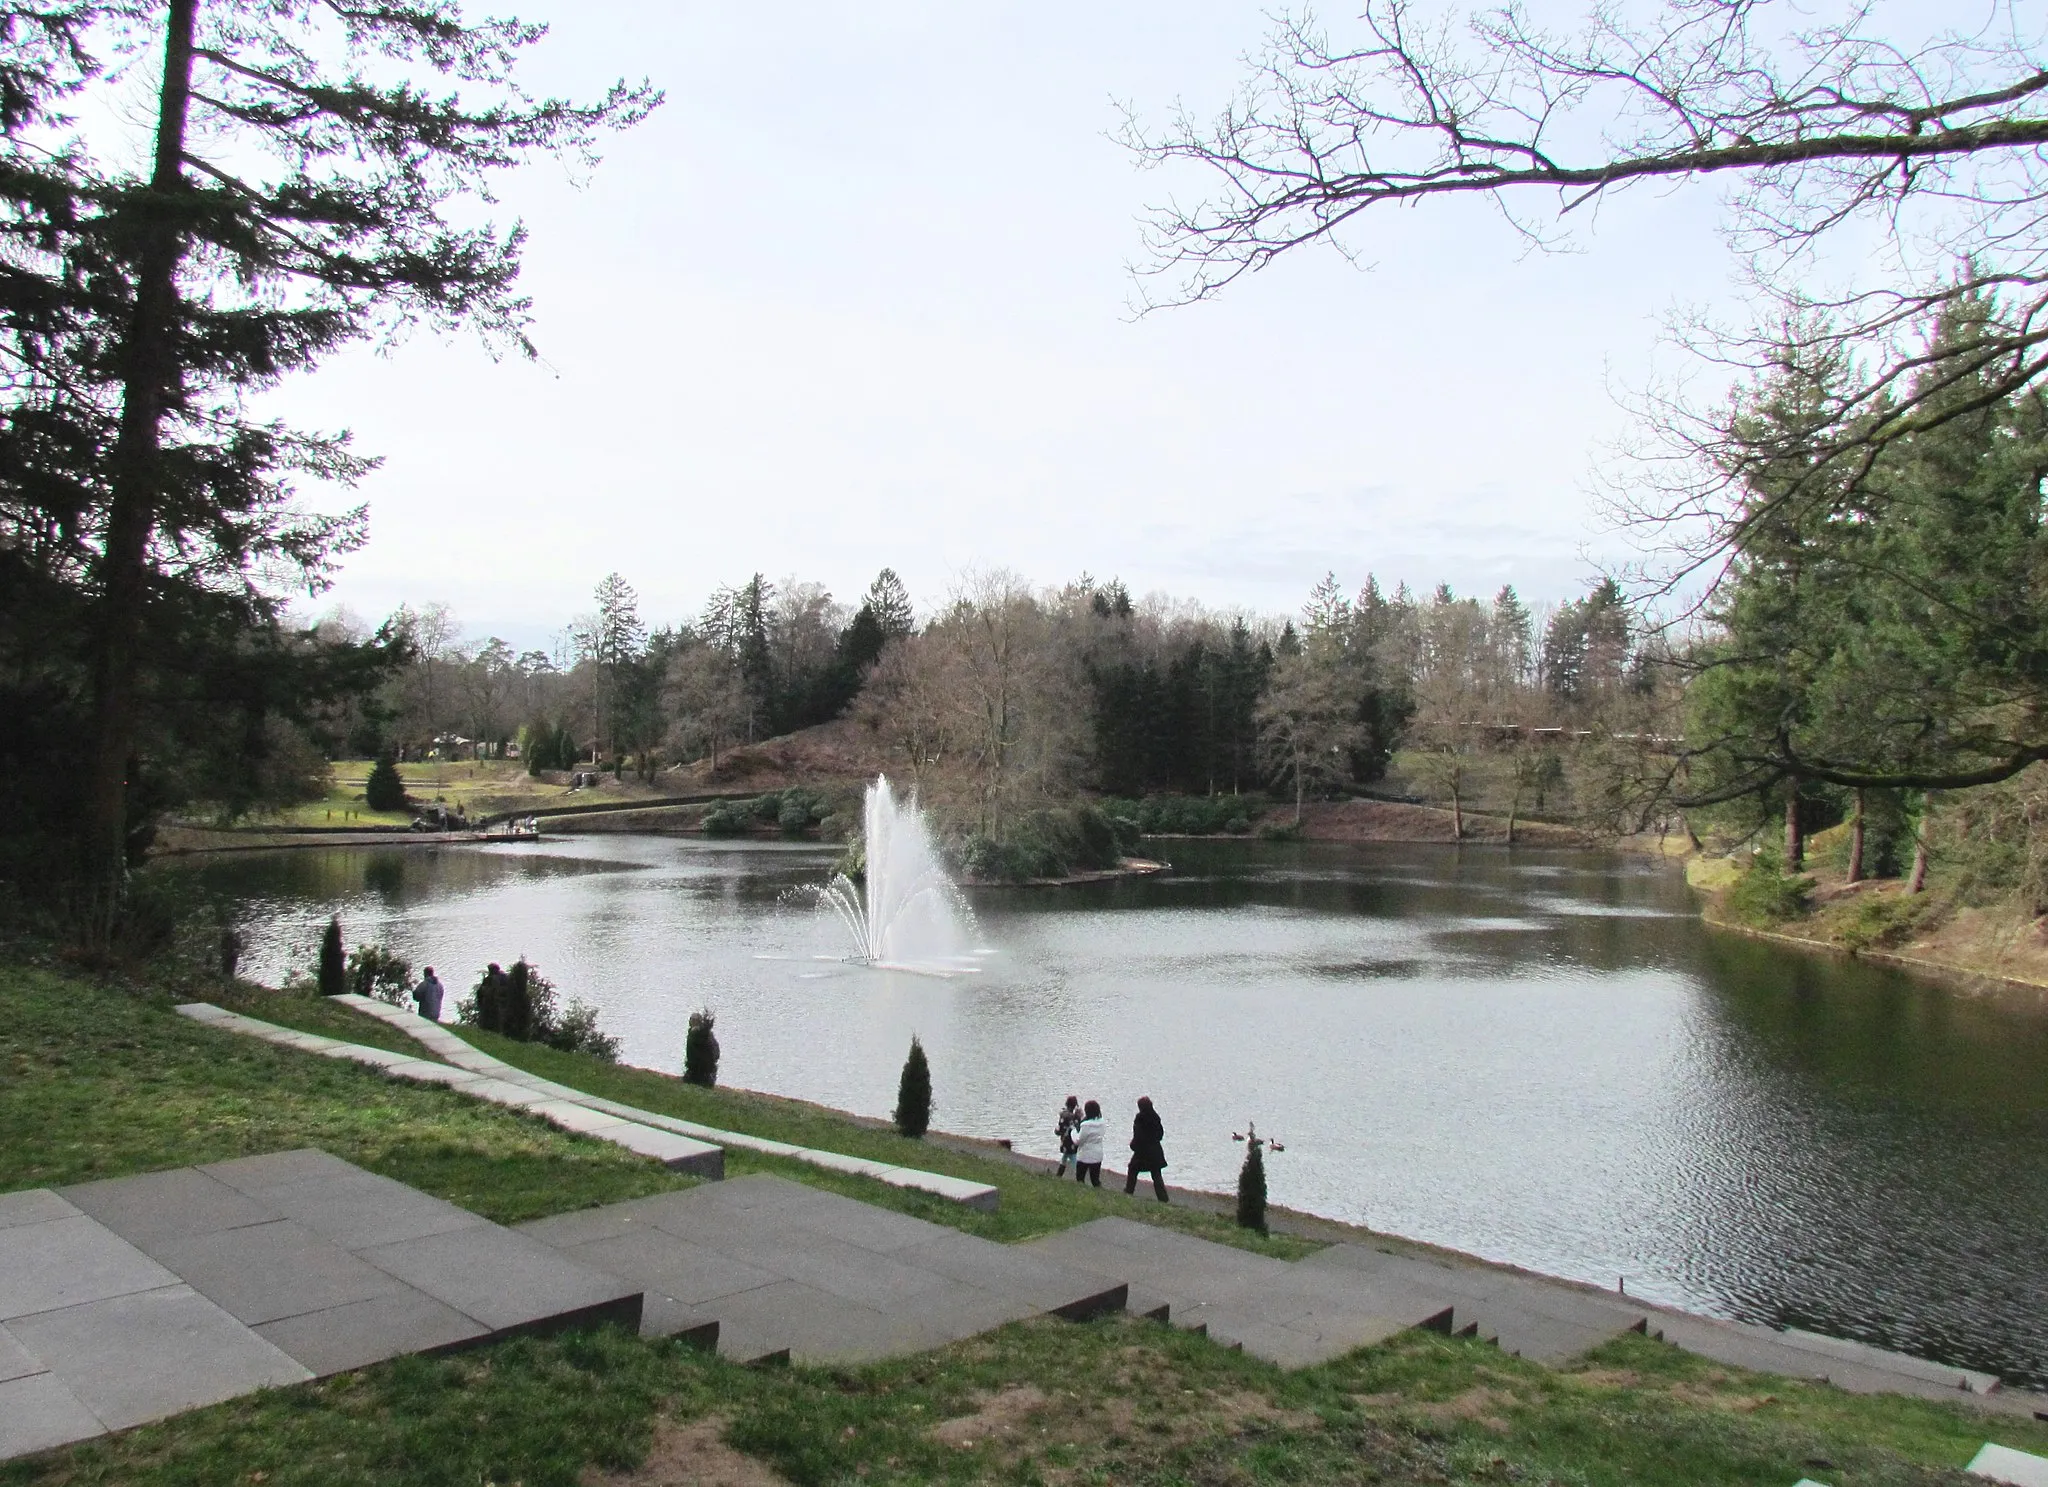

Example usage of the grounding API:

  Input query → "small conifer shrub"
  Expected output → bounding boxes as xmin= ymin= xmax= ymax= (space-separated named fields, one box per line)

xmin=894 ymin=1035 xmax=932 ymax=1138
xmin=683 ymin=1009 xmax=720 ymax=1087
xmin=317 ymin=916 xmax=346 ymax=997
xmin=1236 ymin=1139 xmax=1268 ymax=1234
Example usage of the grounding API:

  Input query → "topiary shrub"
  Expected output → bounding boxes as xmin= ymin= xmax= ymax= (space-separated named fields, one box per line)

xmin=364 ymin=751 xmax=407 ymax=812
xmin=500 ymin=958 xmax=534 ymax=1041
xmin=1236 ymin=1140 xmax=1268 ymax=1234
xmin=894 ymin=1035 xmax=932 ymax=1139
xmin=683 ymin=1008 xmax=720 ymax=1086
xmin=317 ymin=915 xmax=346 ymax=996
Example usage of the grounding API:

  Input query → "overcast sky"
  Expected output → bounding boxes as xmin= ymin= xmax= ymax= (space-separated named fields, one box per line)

xmin=269 ymin=0 xmax=1751 ymax=648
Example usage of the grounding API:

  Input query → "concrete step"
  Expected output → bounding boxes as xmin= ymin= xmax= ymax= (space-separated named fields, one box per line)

xmin=521 ymin=1175 xmax=1119 ymax=1366
xmin=2 ymin=1151 xmax=645 ymax=1462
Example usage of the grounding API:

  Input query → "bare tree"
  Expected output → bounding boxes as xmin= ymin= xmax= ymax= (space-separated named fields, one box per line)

xmin=666 ymin=644 xmax=749 ymax=771
xmin=1256 ymin=647 xmax=1367 ymax=824
xmin=1125 ymin=2 xmax=2048 ymax=593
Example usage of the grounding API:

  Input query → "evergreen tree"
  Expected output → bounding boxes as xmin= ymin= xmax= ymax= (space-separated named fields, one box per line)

xmin=683 ymin=1009 xmax=720 ymax=1087
xmin=894 ymin=1035 xmax=932 ymax=1139
xmin=1236 ymin=1140 xmax=1268 ymax=1234
xmin=502 ymin=959 xmax=534 ymax=1042
xmin=864 ymin=569 xmax=916 ymax=638
xmin=0 ymin=3 xmax=655 ymax=926
xmin=364 ymin=752 xmax=407 ymax=813
xmin=317 ymin=916 xmax=346 ymax=998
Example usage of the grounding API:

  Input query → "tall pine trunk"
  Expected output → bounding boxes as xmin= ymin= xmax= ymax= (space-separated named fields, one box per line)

xmin=1909 ymin=793 xmax=1933 ymax=894
xmin=1783 ymin=784 xmax=1803 ymax=872
xmin=1845 ymin=789 xmax=1865 ymax=884
xmin=82 ymin=0 xmax=197 ymax=923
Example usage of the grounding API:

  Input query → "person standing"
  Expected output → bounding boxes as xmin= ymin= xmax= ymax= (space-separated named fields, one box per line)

xmin=1073 ymin=1099 xmax=1105 ymax=1187
xmin=1053 ymin=1094 xmax=1082 ymax=1178
xmin=1125 ymin=1095 xmax=1169 ymax=1202
xmin=413 ymin=966 xmax=445 ymax=1022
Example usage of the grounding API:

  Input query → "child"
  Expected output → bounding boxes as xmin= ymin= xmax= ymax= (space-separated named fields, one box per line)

xmin=1053 ymin=1095 xmax=1082 ymax=1177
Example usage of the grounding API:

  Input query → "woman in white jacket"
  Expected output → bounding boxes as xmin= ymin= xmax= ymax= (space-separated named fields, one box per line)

xmin=1072 ymin=1099 xmax=1105 ymax=1187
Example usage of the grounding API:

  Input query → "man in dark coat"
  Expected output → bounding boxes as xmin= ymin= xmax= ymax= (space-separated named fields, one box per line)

xmin=1124 ymin=1095 xmax=1169 ymax=1202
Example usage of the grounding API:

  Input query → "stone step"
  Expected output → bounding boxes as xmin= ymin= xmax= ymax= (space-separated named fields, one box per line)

xmin=521 ymin=1175 xmax=1119 ymax=1366
xmin=1 ymin=1152 xmax=644 ymax=1463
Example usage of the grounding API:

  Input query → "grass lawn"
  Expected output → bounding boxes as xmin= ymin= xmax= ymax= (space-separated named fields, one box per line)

xmin=0 ymin=964 xmax=687 ymax=1223
xmin=9 ymin=961 xmax=2048 ymax=1486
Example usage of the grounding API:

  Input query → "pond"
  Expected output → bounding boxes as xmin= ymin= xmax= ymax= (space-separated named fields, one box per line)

xmin=181 ymin=835 xmax=2048 ymax=1387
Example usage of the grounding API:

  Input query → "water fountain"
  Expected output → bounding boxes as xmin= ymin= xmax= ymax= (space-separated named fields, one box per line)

xmin=813 ymin=775 xmax=980 ymax=976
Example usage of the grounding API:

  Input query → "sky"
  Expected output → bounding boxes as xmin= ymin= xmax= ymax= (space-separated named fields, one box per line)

xmin=262 ymin=0 xmax=1754 ymax=648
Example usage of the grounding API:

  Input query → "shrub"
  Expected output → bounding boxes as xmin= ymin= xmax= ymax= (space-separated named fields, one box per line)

xmin=683 ymin=1008 xmax=720 ymax=1086
xmin=1726 ymin=854 xmax=1813 ymax=925
xmin=364 ymin=751 xmax=407 ymax=812
xmin=1237 ymin=1141 xmax=1268 ymax=1234
xmin=959 ymin=805 xmax=1129 ymax=882
xmin=1835 ymin=892 xmax=1932 ymax=952
xmin=458 ymin=958 xmax=618 ymax=1060
xmin=501 ymin=959 xmax=534 ymax=1041
xmin=347 ymin=943 xmax=412 ymax=1003
xmin=317 ymin=916 xmax=346 ymax=996
xmin=700 ymin=802 xmax=752 ymax=837
xmin=1098 ymin=794 xmax=1269 ymax=836
xmin=894 ymin=1035 xmax=932 ymax=1138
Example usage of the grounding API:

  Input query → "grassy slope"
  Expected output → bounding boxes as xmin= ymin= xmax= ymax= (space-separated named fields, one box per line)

xmin=8 ymin=963 xmax=2048 ymax=1486
xmin=0 ymin=965 xmax=685 ymax=1223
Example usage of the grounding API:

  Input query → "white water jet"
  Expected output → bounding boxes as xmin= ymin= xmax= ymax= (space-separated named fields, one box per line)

xmin=813 ymin=775 xmax=980 ymax=976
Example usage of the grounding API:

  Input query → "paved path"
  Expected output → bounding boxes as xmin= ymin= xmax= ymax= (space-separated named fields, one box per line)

xmin=0 ymin=1152 xmax=639 ymax=1461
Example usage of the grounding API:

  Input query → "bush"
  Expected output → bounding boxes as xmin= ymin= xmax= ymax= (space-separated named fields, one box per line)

xmin=894 ymin=1035 xmax=932 ymax=1138
xmin=317 ymin=916 xmax=346 ymax=996
xmin=959 ymin=805 xmax=1128 ymax=882
xmin=364 ymin=751 xmax=407 ymax=812
xmin=683 ymin=1008 xmax=720 ymax=1086
xmin=458 ymin=958 xmax=620 ymax=1059
xmin=1726 ymin=854 xmax=1814 ymax=925
xmin=1098 ymin=795 xmax=1268 ymax=836
xmin=1834 ymin=892 xmax=1933 ymax=952
xmin=700 ymin=802 xmax=752 ymax=837
xmin=1237 ymin=1141 xmax=1268 ymax=1234
xmin=347 ymin=943 xmax=412 ymax=1003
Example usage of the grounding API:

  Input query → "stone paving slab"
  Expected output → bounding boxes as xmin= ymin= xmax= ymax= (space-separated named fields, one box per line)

xmin=0 ymin=1151 xmax=653 ymax=1463
xmin=0 ymin=1370 xmax=108 ymax=1460
xmin=332 ymin=995 xmax=994 ymax=1207
xmin=9 ymin=1284 xmax=310 ymax=1430
xmin=522 ymin=1175 xmax=1121 ymax=1365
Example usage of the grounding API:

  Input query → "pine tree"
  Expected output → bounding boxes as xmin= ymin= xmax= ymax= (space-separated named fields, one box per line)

xmin=865 ymin=569 xmax=916 ymax=638
xmin=683 ymin=1009 xmax=721 ymax=1087
xmin=317 ymin=917 xmax=346 ymax=998
xmin=364 ymin=752 xmax=407 ymax=813
xmin=894 ymin=1036 xmax=932 ymax=1139
xmin=2 ymin=4 xmax=655 ymax=927
xmin=502 ymin=959 xmax=534 ymax=1042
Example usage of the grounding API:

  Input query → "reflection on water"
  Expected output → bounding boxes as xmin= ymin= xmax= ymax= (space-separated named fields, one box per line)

xmin=175 ymin=837 xmax=2048 ymax=1386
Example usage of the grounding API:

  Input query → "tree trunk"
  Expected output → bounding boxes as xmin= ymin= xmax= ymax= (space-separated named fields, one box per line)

xmin=1783 ymin=785 xmax=1803 ymax=872
xmin=1845 ymin=789 xmax=1865 ymax=884
xmin=1293 ymin=761 xmax=1304 ymax=826
xmin=81 ymin=0 xmax=198 ymax=925
xmin=1909 ymin=795 xmax=1932 ymax=893
xmin=1450 ymin=785 xmax=1463 ymax=841
xmin=1505 ymin=793 xmax=1519 ymax=846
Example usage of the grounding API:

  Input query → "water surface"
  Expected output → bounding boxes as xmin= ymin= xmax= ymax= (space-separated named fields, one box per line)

xmin=185 ymin=836 xmax=2048 ymax=1386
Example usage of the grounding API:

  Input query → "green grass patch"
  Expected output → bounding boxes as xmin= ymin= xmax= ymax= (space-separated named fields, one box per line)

xmin=205 ymin=984 xmax=441 ymax=1057
xmin=442 ymin=1023 xmax=1321 ymax=1257
xmin=11 ymin=1312 xmax=2042 ymax=1487
xmin=0 ymin=964 xmax=686 ymax=1223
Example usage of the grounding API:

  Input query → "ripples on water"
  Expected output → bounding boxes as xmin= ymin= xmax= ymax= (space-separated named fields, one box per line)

xmin=180 ymin=836 xmax=2048 ymax=1386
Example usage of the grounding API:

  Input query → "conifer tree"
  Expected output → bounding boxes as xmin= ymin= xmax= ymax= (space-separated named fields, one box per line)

xmin=364 ymin=752 xmax=407 ymax=814
xmin=1236 ymin=1139 xmax=1268 ymax=1234
xmin=317 ymin=916 xmax=346 ymax=998
xmin=894 ymin=1035 xmax=932 ymax=1139
xmin=0 ymin=3 xmax=656 ymax=930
